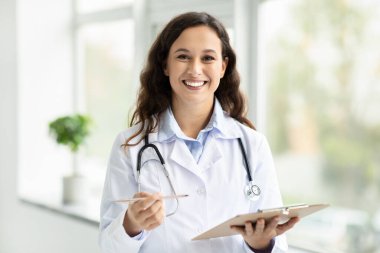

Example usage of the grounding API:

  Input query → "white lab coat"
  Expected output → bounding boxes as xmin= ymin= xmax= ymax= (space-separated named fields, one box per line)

xmin=99 ymin=110 xmax=288 ymax=253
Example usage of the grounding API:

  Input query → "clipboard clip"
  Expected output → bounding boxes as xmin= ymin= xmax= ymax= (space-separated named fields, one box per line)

xmin=281 ymin=208 xmax=290 ymax=216
xmin=257 ymin=203 xmax=308 ymax=215
xmin=257 ymin=207 xmax=289 ymax=215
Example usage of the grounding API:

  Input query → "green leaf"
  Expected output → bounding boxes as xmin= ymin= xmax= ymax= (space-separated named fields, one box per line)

xmin=49 ymin=114 xmax=91 ymax=153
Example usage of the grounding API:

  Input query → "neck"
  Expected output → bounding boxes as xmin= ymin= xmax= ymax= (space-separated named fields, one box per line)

xmin=171 ymin=100 xmax=214 ymax=139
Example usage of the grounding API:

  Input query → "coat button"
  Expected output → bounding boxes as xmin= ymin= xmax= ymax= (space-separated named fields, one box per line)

xmin=196 ymin=187 xmax=206 ymax=195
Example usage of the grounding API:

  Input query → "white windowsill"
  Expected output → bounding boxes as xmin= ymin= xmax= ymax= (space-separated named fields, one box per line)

xmin=19 ymin=192 xmax=100 ymax=226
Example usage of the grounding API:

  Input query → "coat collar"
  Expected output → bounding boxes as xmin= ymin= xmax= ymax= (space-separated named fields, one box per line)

xmin=154 ymin=98 xmax=242 ymax=144
xmin=166 ymin=131 xmax=224 ymax=178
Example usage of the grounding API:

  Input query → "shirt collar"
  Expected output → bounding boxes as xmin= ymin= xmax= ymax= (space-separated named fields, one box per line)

xmin=157 ymin=98 xmax=241 ymax=142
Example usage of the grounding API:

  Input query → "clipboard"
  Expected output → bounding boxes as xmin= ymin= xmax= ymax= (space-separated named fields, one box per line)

xmin=192 ymin=203 xmax=329 ymax=240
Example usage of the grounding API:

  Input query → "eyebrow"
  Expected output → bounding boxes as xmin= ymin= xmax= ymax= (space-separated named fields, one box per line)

xmin=174 ymin=48 xmax=217 ymax=54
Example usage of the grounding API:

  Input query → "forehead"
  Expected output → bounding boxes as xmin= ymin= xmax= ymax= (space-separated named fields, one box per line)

xmin=169 ymin=25 xmax=222 ymax=53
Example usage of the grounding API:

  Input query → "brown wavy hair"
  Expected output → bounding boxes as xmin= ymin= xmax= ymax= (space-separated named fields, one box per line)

xmin=124 ymin=12 xmax=254 ymax=147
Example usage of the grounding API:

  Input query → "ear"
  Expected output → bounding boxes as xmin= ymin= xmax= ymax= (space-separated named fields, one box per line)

xmin=220 ymin=57 xmax=228 ymax=78
xmin=163 ymin=62 xmax=169 ymax=76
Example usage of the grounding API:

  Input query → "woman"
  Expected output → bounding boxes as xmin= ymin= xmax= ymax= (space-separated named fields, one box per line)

xmin=99 ymin=12 xmax=298 ymax=253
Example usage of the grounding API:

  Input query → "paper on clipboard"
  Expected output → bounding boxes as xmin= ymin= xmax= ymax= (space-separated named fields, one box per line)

xmin=192 ymin=203 xmax=329 ymax=240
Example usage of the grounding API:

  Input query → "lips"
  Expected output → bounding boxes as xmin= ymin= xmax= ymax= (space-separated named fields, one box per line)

xmin=182 ymin=80 xmax=207 ymax=87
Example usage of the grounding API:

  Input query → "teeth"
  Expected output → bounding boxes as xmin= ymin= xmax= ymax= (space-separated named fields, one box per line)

xmin=184 ymin=81 xmax=205 ymax=87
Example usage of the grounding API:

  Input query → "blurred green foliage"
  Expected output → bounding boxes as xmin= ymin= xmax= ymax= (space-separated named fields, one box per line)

xmin=49 ymin=114 xmax=91 ymax=153
xmin=267 ymin=0 xmax=380 ymax=211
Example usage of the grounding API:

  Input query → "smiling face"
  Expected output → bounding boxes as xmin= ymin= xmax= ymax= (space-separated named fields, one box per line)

xmin=164 ymin=25 xmax=228 ymax=112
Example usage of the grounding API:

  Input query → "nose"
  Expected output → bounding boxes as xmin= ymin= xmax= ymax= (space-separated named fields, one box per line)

xmin=187 ymin=59 xmax=202 ymax=76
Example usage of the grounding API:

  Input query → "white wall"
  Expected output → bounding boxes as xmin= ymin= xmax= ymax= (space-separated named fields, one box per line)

xmin=0 ymin=0 xmax=101 ymax=252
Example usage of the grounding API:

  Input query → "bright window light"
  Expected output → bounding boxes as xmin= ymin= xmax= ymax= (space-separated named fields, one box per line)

xmin=259 ymin=0 xmax=380 ymax=252
xmin=77 ymin=19 xmax=135 ymax=201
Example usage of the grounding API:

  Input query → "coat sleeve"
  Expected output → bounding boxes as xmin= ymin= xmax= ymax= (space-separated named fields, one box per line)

xmin=98 ymin=132 xmax=147 ymax=253
xmin=245 ymin=132 xmax=289 ymax=253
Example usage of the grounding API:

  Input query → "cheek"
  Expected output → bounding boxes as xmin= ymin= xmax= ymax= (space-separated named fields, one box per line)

xmin=168 ymin=75 xmax=181 ymax=89
xmin=210 ymin=65 xmax=224 ymax=79
xmin=166 ymin=63 xmax=182 ymax=77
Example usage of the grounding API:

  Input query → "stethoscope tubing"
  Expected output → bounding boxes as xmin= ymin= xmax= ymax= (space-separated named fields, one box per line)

xmin=237 ymin=138 xmax=253 ymax=182
xmin=137 ymin=137 xmax=251 ymax=175
xmin=136 ymin=135 xmax=178 ymax=214
xmin=136 ymin=134 xmax=259 ymax=202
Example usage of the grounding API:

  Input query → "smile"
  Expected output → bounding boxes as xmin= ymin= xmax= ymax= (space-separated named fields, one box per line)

xmin=182 ymin=80 xmax=207 ymax=87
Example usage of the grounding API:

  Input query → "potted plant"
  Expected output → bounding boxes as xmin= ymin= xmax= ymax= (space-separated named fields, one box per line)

xmin=49 ymin=114 xmax=91 ymax=204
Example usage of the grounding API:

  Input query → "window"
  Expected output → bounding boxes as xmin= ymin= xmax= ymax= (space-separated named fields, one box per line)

xmin=17 ymin=0 xmax=136 ymax=223
xmin=259 ymin=0 xmax=380 ymax=252
xmin=77 ymin=0 xmax=134 ymax=13
xmin=76 ymin=19 xmax=135 ymax=204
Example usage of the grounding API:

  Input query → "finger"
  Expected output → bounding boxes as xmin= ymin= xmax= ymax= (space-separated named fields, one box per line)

xmin=142 ymin=198 xmax=163 ymax=218
xmin=145 ymin=217 xmax=162 ymax=231
xmin=128 ymin=193 xmax=160 ymax=222
xmin=255 ymin=218 xmax=265 ymax=234
xmin=145 ymin=221 xmax=161 ymax=231
xmin=129 ymin=192 xmax=153 ymax=209
xmin=134 ymin=200 xmax=163 ymax=225
xmin=245 ymin=221 xmax=254 ymax=236
xmin=141 ymin=205 xmax=164 ymax=229
xmin=230 ymin=225 xmax=246 ymax=236
xmin=126 ymin=203 xmax=142 ymax=222
xmin=264 ymin=216 xmax=280 ymax=233
xmin=132 ymin=193 xmax=160 ymax=211
xmin=276 ymin=217 xmax=300 ymax=235
xmin=142 ymin=192 xmax=161 ymax=210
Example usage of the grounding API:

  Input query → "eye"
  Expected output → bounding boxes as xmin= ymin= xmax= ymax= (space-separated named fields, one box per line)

xmin=176 ymin=54 xmax=191 ymax=60
xmin=202 ymin=55 xmax=215 ymax=62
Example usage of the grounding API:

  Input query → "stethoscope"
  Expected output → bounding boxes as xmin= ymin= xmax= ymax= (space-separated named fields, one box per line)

xmin=136 ymin=135 xmax=261 ymax=212
xmin=237 ymin=138 xmax=261 ymax=201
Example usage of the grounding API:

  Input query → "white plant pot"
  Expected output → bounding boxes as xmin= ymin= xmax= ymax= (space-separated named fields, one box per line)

xmin=62 ymin=175 xmax=87 ymax=205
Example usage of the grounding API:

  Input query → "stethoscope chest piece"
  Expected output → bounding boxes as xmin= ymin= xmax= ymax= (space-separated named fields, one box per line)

xmin=245 ymin=181 xmax=261 ymax=201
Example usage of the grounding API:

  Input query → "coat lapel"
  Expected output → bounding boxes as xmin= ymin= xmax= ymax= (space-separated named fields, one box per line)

xmin=168 ymin=139 xmax=202 ymax=178
xmin=167 ymin=135 xmax=224 ymax=177
xmin=198 ymin=136 xmax=223 ymax=171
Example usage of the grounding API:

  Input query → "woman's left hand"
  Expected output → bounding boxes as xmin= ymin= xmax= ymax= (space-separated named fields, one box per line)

xmin=231 ymin=216 xmax=300 ymax=250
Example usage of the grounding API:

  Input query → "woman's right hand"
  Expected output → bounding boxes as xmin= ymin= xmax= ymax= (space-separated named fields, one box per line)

xmin=123 ymin=192 xmax=165 ymax=237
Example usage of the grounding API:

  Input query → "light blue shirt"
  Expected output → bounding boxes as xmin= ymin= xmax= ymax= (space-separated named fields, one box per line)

xmin=158 ymin=99 xmax=224 ymax=163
